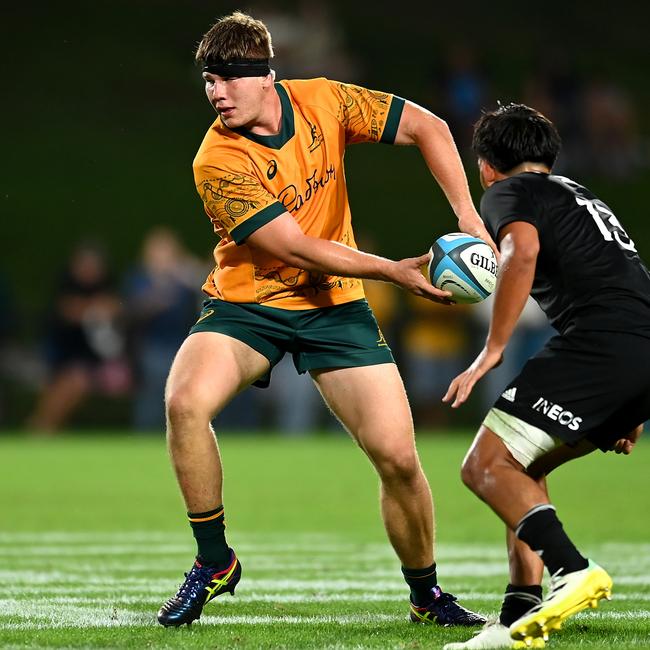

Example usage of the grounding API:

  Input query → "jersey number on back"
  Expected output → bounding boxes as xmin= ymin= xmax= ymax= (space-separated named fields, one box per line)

xmin=551 ymin=175 xmax=636 ymax=253
xmin=575 ymin=197 xmax=637 ymax=252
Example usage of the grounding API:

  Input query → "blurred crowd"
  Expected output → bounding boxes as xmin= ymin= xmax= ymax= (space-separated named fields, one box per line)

xmin=1 ymin=229 xmax=206 ymax=433
xmin=226 ymin=4 xmax=649 ymax=185
xmin=250 ymin=3 xmax=650 ymax=180
xmin=0 ymin=226 xmax=553 ymax=435
xmin=430 ymin=45 xmax=647 ymax=179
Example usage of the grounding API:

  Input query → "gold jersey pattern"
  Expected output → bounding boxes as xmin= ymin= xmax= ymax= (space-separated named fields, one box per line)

xmin=193 ymin=78 xmax=405 ymax=309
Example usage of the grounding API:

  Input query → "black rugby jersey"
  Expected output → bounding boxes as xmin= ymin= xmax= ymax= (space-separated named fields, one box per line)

xmin=480 ymin=172 xmax=650 ymax=336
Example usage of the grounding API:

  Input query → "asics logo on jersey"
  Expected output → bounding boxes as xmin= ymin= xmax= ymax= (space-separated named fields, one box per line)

xmin=266 ymin=160 xmax=278 ymax=180
xmin=532 ymin=397 xmax=582 ymax=431
xmin=278 ymin=164 xmax=336 ymax=214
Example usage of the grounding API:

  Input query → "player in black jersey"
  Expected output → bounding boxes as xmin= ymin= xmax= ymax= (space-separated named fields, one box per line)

xmin=442 ymin=103 xmax=650 ymax=650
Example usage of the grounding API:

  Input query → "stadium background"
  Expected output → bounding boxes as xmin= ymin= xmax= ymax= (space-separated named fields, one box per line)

xmin=1 ymin=0 xmax=649 ymax=430
xmin=2 ymin=3 xmax=650 ymax=647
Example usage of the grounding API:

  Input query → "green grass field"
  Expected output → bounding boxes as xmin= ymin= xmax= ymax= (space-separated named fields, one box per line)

xmin=1 ymin=432 xmax=648 ymax=648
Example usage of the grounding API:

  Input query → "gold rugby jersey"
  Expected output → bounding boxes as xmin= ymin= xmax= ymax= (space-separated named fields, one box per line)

xmin=193 ymin=77 xmax=405 ymax=309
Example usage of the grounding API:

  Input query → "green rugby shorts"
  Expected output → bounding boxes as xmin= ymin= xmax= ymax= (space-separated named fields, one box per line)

xmin=189 ymin=298 xmax=394 ymax=387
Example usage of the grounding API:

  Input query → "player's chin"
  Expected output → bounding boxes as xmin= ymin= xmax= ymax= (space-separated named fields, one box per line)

xmin=218 ymin=110 xmax=240 ymax=127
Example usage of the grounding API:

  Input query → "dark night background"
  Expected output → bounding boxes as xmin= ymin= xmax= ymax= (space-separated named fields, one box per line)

xmin=2 ymin=0 xmax=649 ymax=428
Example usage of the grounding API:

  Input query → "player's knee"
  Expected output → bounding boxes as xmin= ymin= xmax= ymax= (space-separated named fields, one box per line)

xmin=375 ymin=448 xmax=420 ymax=484
xmin=165 ymin=385 xmax=211 ymax=431
xmin=460 ymin=452 xmax=486 ymax=495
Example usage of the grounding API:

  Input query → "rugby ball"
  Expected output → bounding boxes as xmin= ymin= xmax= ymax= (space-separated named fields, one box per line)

xmin=428 ymin=233 xmax=497 ymax=304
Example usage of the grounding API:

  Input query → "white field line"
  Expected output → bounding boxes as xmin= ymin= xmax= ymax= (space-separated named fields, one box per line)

xmin=7 ymin=554 xmax=650 ymax=585
xmin=1 ymin=563 xmax=649 ymax=588
xmin=611 ymin=576 xmax=650 ymax=585
xmin=2 ymin=586 xmax=194 ymax=596
xmin=0 ymin=561 xmax=510 ymax=579
xmin=7 ymin=561 xmax=371 ymax=573
xmin=0 ymin=545 xmax=193 ymax=557
xmin=4 ymin=591 xmax=650 ymax=607
xmin=0 ymin=532 xmax=343 ymax=544
xmin=577 ymin=610 xmax=650 ymax=621
xmin=0 ymin=547 xmax=483 ymax=561
xmin=0 ymin=593 xmax=499 ymax=607
xmin=1 ymin=532 xmax=648 ymax=556
xmin=0 ymin=532 xmax=500 ymax=555
xmin=2 ymin=539 xmax=648 ymax=574
xmin=0 ymin=544 xmax=506 ymax=561
xmin=0 ymin=536 xmax=392 ymax=555
xmin=0 ymin=530 xmax=379 ymax=540
xmin=6 ymin=556 xmax=650 ymax=576
xmin=1 ymin=602 xmax=649 ymax=631
xmin=3 ymin=574 xmax=650 ymax=597
xmin=0 ymin=566 xmax=512 ymax=589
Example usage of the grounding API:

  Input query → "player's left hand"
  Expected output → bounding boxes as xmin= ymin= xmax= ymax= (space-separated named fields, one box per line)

xmin=611 ymin=423 xmax=644 ymax=454
xmin=442 ymin=345 xmax=503 ymax=408
xmin=457 ymin=210 xmax=500 ymax=261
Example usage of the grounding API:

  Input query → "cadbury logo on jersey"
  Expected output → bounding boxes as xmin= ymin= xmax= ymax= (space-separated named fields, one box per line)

xmin=470 ymin=252 xmax=497 ymax=274
xmin=532 ymin=397 xmax=582 ymax=431
xmin=278 ymin=164 xmax=336 ymax=214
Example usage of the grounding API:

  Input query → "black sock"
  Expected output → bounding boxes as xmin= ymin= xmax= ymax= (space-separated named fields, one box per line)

xmin=402 ymin=563 xmax=438 ymax=606
xmin=499 ymin=584 xmax=543 ymax=626
xmin=516 ymin=505 xmax=588 ymax=576
xmin=188 ymin=506 xmax=230 ymax=569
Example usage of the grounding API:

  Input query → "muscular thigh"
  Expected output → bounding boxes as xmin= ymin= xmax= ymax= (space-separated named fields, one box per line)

xmin=166 ymin=331 xmax=270 ymax=417
xmin=312 ymin=363 xmax=414 ymax=456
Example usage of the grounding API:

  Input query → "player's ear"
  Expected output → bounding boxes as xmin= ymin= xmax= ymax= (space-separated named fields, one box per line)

xmin=479 ymin=158 xmax=498 ymax=188
xmin=261 ymin=72 xmax=275 ymax=90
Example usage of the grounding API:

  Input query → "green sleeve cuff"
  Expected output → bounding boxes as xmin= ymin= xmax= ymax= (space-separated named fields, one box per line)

xmin=380 ymin=96 xmax=405 ymax=144
xmin=230 ymin=201 xmax=287 ymax=245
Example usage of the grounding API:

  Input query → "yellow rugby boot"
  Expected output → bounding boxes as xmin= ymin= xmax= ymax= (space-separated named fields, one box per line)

xmin=509 ymin=560 xmax=612 ymax=645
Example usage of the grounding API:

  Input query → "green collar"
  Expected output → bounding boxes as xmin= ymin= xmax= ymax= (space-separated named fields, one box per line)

xmin=233 ymin=83 xmax=294 ymax=149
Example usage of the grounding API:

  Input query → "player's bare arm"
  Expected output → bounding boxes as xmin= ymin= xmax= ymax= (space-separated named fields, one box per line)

xmin=246 ymin=212 xmax=453 ymax=303
xmin=394 ymin=101 xmax=497 ymax=255
xmin=443 ymin=220 xmax=539 ymax=407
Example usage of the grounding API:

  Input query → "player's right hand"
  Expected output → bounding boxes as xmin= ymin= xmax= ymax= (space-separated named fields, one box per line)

xmin=611 ymin=423 xmax=643 ymax=454
xmin=392 ymin=252 xmax=455 ymax=304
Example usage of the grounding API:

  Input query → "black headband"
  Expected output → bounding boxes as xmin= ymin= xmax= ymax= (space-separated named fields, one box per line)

xmin=202 ymin=58 xmax=271 ymax=77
